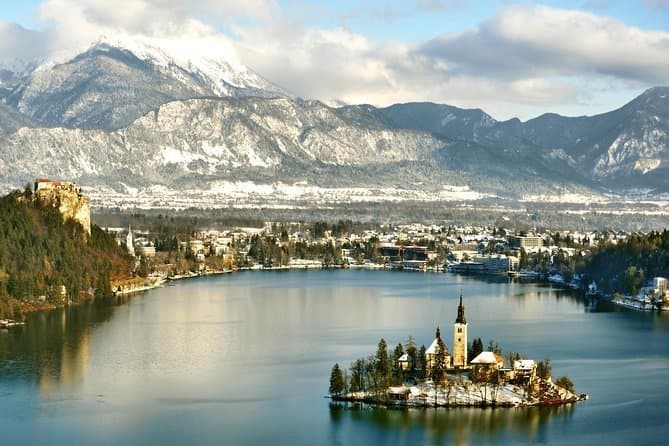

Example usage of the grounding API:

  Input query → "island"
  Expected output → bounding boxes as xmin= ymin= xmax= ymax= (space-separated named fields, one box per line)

xmin=329 ymin=296 xmax=586 ymax=408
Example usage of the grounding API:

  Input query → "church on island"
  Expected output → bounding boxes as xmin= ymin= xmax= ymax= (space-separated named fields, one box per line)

xmin=423 ymin=294 xmax=468 ymax=372
xmin=400 ymin=294 xmax=537 ymax=382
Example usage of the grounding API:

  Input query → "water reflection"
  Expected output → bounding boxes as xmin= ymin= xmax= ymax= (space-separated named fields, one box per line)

xmin=0 ymin=298 xmax=119 ymax=392
xmin=0 ymin=270 xmax=667 ymax=445
xmin=330 ymin=402 xmax=575 ymax=445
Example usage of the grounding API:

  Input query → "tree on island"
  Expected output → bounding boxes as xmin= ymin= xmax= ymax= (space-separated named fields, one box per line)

xmin=329 ymin=363 xmax=346 ymax=396
xmin=391 ymin=342 xmax=404 ymax=386
xmin=555 ymin=375 xmax=574 ymax=392
xmin=349 ymin=358 xmax=365 ymax=392
xmin=536 ymin=358 xmax=552 ymax=379
xmin=404 ymin=335 xmax=417 ymax=374
xmin=417 ymin=345 xmax=427 ymax=379
xmin=468 ymin=337 xmax=483 ymax=361
xmin=487 ymin=339 xmax=502 ymax=355
xmin=374 ymin=339 xmax=390 ymax=390
xmin=430 ymin=336 xmax=448 ymax=385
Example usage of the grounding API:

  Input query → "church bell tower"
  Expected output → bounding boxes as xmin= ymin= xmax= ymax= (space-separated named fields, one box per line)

xmin=452 ymin=293 xmax=467 ymax=368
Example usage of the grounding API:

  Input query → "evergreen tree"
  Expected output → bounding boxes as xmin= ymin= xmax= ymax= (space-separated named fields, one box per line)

xmin=329 ymin=363 xmax=345 ymax=396
xmin=431 ymin=336 xmax=447 ymax=384
xmin=374 ymin=338 xmax=390 ymax=390
xmin=391 ymin=342 xmax=404 ymax=385
xmin=468 ymin=337 xmax=484 ymax=360
xmin=405 ymin=335 xmax=417 ymax=375
xmin=417 ymin=345 xmax=427 ymax=379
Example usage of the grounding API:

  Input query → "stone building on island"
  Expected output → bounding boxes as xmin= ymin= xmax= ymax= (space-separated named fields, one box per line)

xmin=425 ymin=327 xmax=450 ymax=372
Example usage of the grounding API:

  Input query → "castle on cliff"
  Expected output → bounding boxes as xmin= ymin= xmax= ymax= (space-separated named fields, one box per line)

xmin=34 ymin=178 xmax=91 ymax=235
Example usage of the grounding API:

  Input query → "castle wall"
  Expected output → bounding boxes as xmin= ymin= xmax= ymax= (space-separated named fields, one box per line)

xmin=34 ymin=179 xmax=91 ymax=235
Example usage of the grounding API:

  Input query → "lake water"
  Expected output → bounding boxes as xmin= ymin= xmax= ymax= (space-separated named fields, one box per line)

xmin=1 ymin=270 xmax=668 ymax=445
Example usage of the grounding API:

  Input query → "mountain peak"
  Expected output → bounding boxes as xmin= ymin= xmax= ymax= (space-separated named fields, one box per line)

xmin=84 ymin=34 xmax=281 ymax=95
xmin=637 ymin=86 xmax=669 ymax=103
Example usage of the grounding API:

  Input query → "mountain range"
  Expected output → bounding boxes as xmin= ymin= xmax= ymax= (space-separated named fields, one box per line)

xmin=1 ymin=35 xmax=668 ymax=208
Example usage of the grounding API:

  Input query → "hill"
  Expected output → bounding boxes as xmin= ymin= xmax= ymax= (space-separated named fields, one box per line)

xmin=0 ymin=188 xmax=133 ymax=318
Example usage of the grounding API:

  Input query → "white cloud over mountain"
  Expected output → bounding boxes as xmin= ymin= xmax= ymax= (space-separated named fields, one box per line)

xmin=0 ymin=1 xmax=667 ymax=119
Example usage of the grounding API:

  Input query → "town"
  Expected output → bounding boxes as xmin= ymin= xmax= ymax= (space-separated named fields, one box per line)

xmin=108 ymin=214 xmax=669 ymax=311
xmin=13 ymin=179 xmax=669 ymax=313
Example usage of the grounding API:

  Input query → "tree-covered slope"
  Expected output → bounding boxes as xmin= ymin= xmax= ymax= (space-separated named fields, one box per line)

xmin=585 ymin=231 xmax=669 ymax=294
xmin=0 ymin=189 xmax=133 ymax=318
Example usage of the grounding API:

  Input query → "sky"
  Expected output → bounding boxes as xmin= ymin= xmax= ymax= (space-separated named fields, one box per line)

xmin=0 ymin=0 xmax=668 ymax=120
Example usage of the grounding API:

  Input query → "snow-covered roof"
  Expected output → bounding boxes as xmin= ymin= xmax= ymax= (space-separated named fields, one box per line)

xmin=398 ymin=353 xmax=409 ymax=362
xmin=471 ymin=351 xmax=504 ymax=365
xmin=514 ymin=359 xmax=536 ymax=371
xmin=426 ymin=338 xmax=450 ymax=356
xmin=388 ymin=386 xmax=411 ymax=395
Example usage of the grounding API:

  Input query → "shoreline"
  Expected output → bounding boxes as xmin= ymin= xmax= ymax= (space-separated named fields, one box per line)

xmin=9 ymin=262 xmax=662 ymax=319
xmin=329 ymin=377 xmax=586 ymax=409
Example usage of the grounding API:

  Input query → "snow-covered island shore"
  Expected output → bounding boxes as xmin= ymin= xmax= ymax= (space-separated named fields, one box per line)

xmin=332 ymin=375 xmax=586 ymax=408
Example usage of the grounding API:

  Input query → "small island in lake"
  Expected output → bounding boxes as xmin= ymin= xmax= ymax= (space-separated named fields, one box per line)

xmin=329 ymin=295 xmax=586 ymax=408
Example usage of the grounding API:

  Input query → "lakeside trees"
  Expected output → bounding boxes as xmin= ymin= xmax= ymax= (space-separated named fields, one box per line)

xmin=584 ymin=231 xmax=669 ymax=294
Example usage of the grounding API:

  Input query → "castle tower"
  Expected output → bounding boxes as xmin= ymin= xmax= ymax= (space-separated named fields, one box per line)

xmin=452 ymin=293 xmax=468 ymax=368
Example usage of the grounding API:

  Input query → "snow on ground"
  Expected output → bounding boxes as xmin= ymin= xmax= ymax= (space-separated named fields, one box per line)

xmin=86 ymin=181 xmax=495 ymax=210
xmin=342 ymin=378 xmax=579 ymax=408
xmin=520 ymin=192 xmax=607 ymax=204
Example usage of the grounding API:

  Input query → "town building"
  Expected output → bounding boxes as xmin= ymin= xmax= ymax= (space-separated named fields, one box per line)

xmin=511 ymin=236 xmax=543 ymax=250
xmin=476 ymin=254 xmax=519 ymax=273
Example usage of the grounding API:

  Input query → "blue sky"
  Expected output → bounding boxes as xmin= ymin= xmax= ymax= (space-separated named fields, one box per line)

xmin=1 ymin=0 xmax=668 ymax=120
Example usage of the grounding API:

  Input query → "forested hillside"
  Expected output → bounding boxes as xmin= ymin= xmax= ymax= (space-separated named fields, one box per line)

xmin=585 ymin=231 xmax=669 ymax=294
xmin=0 ymin=189 xmax=133 ymax=318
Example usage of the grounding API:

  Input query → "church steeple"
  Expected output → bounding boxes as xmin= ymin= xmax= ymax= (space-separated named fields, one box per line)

xmin=455 ymin=293 xmax=466 ymax=324
xmin=126 ymin=224 xmax=135 ymax=257
xmin=452 ymin=292 xmax=468 ymax=368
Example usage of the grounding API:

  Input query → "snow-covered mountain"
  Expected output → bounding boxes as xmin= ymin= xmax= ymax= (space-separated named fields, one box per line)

xmin=0 ymin=35 xmax=668 ymax=207
xmin=2 ymin=35 xmax=289 ymax=130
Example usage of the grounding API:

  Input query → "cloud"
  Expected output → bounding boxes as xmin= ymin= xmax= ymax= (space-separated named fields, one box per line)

xmin=419 ymin=5 xmax=669 ymax=85
xmin=0 ymin=2 xmax=665 ymax=120
xmin=235 ymin=4 xmax=665 ymax=117
xmin=0 ymin=22 xmax=52 ymax=61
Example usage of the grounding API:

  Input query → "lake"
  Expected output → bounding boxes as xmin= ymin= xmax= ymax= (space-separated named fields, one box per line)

xmin=1 ymin=270 xmax=668 ymax=445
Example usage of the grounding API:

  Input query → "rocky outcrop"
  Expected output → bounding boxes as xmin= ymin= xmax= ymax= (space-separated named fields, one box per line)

xmin=34 ymin=179 xmax=91 ymax=234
